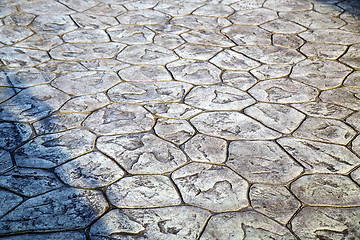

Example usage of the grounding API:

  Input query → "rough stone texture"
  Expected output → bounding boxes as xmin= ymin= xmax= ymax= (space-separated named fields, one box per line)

xmin=299 ymin=29 xmax=360 ymax=45
xmin=29 ymin=15 xmax=77 ymax=35
xmin=344 ymin=71 xmax=360 ymax=88
xmin=144 ymin=103 xmax=202 ymax=119
xmin=0 ymin=68 xmax=55 ymax=88
xmin=210 ymin=49 xmax=260 ymax=71
xmin=118 ymin=65 xmax=172 ymax=82
xmin=222 ymin=71 xmax=257 ymax=91
xmin=71 ymin=13 xmax=118 ymax=29
xmin=171 ymin=16 xmax=231 ymax=30
xmin=107 ymin=25 xmax=155 ymax=45
xmin=280 ymin=11 xmax=345 ymax=29
xmin=0 ymin=47 xmax=50 ymax=67
xmin=154 ymin=33 xmax=184 ymax=49
xmin=292 ymin=102 xmax=353 ymax=119
xmin=0 ymin=149 xmax=12 ymax=174
xmin=340 ymin=43 xmax=360 ymax=69
xmin=228 ymin=8 xmax=278 ymax=25
xmin=116 ymin=9 xmax=170 ymax=25
xmin=300 ymin=42 xmax=348 ymax=60
xmin=36 ymin=60 xmax=87 ymax=73
xmin=320 ymin=87 xmax=360 ymax=110
xmin=59 ymin=93 xmax=110 ymax=113
xmin=0 ymin=232 xmax=85 ymax=240
xmin=264 ymin=0 xmax=313 ymax=11
xmin=0 ymin=122 xmax=32 ymax=150
xmin=33 ymin=113 xmax=87 ymax=134
xmin=250 ymin=64 xmax=292 ymax=80
xmin=0 ymin=189 xmax=22 ymax=218
xmin=174 ymin=43 xmax=222 ymax=61
xmin=81 ymin=59 xmax=129 ymax=71
xmin=15 ymin=34 xmax=63 ymax=51
xmin=181 ymin=30 xmax=235 ymax=47
xmin=154 ymin=118 xmax=195 ymax=145
xmin=63 ymin=29 xmax=109 ymax=43
xmin=0 ymin=26 xmax=33 ymax=45
xmin=222 ymin=25 xmax=271 ymax=45
xmin=261 ymin=18 xmax=306 ymax=34
xmin=272 ymin=34 xmax=304 ymax=48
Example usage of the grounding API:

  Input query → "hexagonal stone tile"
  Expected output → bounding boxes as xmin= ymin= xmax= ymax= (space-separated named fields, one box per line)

xmin=193 ymin=4 xmax=233 ymax=17
xmin=172 ymin=163 xmax=248 ymax=212
xmin=233 ymin=45 xmax=305 ymax=64
xmin=300 ymin=42 xmax=348 ymax=60
xmin=14 ymin=34 xmax=63 ymax=51
xmin=51 ymin=71 xmax=120 ymax=96
xmin=222 ymin=71 xmax=257 ymax=90
xmin=344 ymin=71 xmax=360 ymax=88
xmin=0 ymin=26 xmax=33 ymax=45
xmin=63 ymin=29 xmax=109 ymax=43
xmin=0 ymin=85 xmax=70 ymax=122
xmin=0 ymin=149 xmax=12 ymax=174
xmin=0 ymin=47 xmax=50 ymax=67
xmin=261 ymin=18 xmax=306 ymax=34
xmin=71 ymin=13 xmax=118 ymax=29
xmin=230 ymin=0 xmax=264 ymax=10
xmin=107 ymin=25 xmax=155 ymax=45
xmin=0 ymin=122 xmax=32 ymax=150
xmin=144 ymin=103 xmax=202 ymax=119
xmin=170 ymin=16 xmax=231 ymax=30
xmin=106 ymin=175 xmax=181 ymax=208
xmin=340 ymin=43 xmax=360 ymax=69
xmin=291 ymin=59 xmax=352 ymax=90
xmin=55 ymin=152 xmax=124 ymax=188
xmin=228 ymin=8 xmax=278 ymax=25
xmin=18 ymin=0 xmax=75 ymax=14
xmin=291 ymin=206 xmax=360 ymax=240
xmin=250 ymin=64 xmax=292 ymax=80
xmin=116 ymin=9 xmax=170 ymax=25
xmin=191 ymin=112 xmax=281 ymax=140
xmin=320 ymin=87 xmax=360 ymax=110
xmin=293 ymin=117 xmax=356 ymax=145
xmin=299 ymin=29 xmax=360 ymax=45
xmin=154 ymin=33 xmax=184 ymax=49
xmin=14 ymin=128 xmax=95 ymax=168
xmin=117 ymin=44 xmax=178 ymax=65
xmin=0 ymin=188 xmax=106 ymax=234
xmin=83 ymin=104 xmax=154 ymax=135
xmin=185 ymin=84 xmax=255 ymax=110
xmin=59 ymin=0 xmax=98 ymax=11
xmin=292 ymin=101 xmax=353 ymax=119
xmin=118 ymin=65 xmax=172 ymax=82
xmin=0 ymin=68 xmax=55 ymax=88
xmin=181 ymin=30 xmax=235 ymax=47
xmin=228 ymin=140 xmax=303 ymax=184
xmin=3 ymin=12 xmax=35 ymax=26
xmin=272 ymin=34 xmax=304 ymax=48
xmin=245 ymin=103 xmax=305 ymax=134
xmin=97 ymin=132 xmax=187 ymax=174
xmin=281 ymin=11 xmax=345 ymax=29
xmin=36 ymin=60 xmax=87 ymax=73
xmin=223 ymin=25 xmax=271 ymax=46
xmin=59 ymin=93 xmax=110 ymax=113
xmin=154 ymin=1 xmax=202 ymax=16
xmin=201 ymin=210 xmax=296 ymax=240
xmin=249 ymin=78 xmax=318 ymax=103
xmin=0 ymin=231 xmax=85 ymax=240
xmin=30 ymin=15 xmax=77 ymax=35
xmin=291 ymin=174 xmax=360 ymax=206
xmin=0 ymin=189 xmax=22 ymax=218
xmin=184 ymin=134 xmax=227 ymax=164
xmin=81 ymin=59 xmax=129 ymax=71
xmin=174 ymin=43 xmax=222 ymax=60
xmin=155 ymin=118 xmax=195 ymax=145
xmin=249 ymin=184 xmax=301 ymax=224
xmin=0 ymin=168 xmax=63 ymax=197
xmin=210 ymin=49 xmax=260 ymax=71
xmin=108 ymin=81 xmax=192 ymax=104
xmin=278 ymin=137 xmax=360 ymax=174
xmin=264 ymin=0 xmax=312 ymax=11
xmin=90 ymin=207 xmax=210 ymax=240
xmin=50 ymin=43 xmax=125 ymax=61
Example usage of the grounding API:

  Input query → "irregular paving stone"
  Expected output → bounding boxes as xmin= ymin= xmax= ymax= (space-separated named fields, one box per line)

xmin=249 ymin=184 xmax=301 ymax=224
xmin=0 ymin=68 xmax=56 ymax=88
xmin=106 ymin=175 xmax=181 ymax=208
xmin=184 ymin=134 xmax=227 ymax=163
xmin=170 ymin=16 xmax=231 ymax=30
xmin=210 ymin=49 xmax=260 ymax=71
xmin=0 ymin=85 xmax=69 ymax=122
xmin=291 ymin=59 xmax=352 ymax=90
xmin=116 ymin=9 xmax=170 ymax=25
xmin=154 ymin=1 xmax=203 ymax=16
xmin=250 ymin=64 xmax=292 ymax=80
xmin=344 ymin=71 xmax=360 ymax=88
xmin=193 ymin=4 xmax=234 ymax=17
xmin=33 ymin=113 xmax=88 ymax=134
xmin=291 ymin=206 xmax=360 ymax=240
xmin=90 ymin=207 xmax=210 ymax=240
xmin=346 ymin=112 xmax=360 ymax=131
xmin=264 ymin=0 xmax=313 ymax=11
xmin=0 ymin=122 xmax=32 ymax=150
xmin=0 ymin=3 xmax=16 ymax=18
xmin=222 ymin=25 xmax=271 ymax=45
xmin=0 ymin=47 xmax=50 ymax=67
xmin=291 ymin=174 xmax=360 ymax=206
xmin=174 ymin=43 xmax=222 ymax=60
xmin=272 ymin=34 xmax=304 ymax=49
xmin=167 ymin=59 xmax=221 ymax=84
xmin=147 ymin=24 xmax=189 ymax=34
xmin=185 ymin=84 xmax=255 ymax=110
xmin=0 ymin=149 xmax=12 ymax=174
xmin=320 ymin=87 xmax=360 ymax=110
xmin=14 ymin=34 xmax=63 ymax=51
xmin=233 ymin=45 xmax=305 ymax=64
xmin=81 ymin=59 xmax=129 ymax=71
xmin=117 ymin=44 xmax=178 ymax=65
xmin=144 ymin=103 xmax=202 ymax=119
xmin=52 ymin=71 xmax=120 ymax=96
xmin=341 ymin=22 xmax=360 ymax=33
xmin=97 ymin=133 xmax=187 ymax=174
xmin=0 ymin=231 xmax=85 ymax=240
xmin=153 ymin=33 xmax=184 ymax=49
xmin=71 ymin=13 xmax=118 ymax=29
xmin=55 ymin=151 xmax=124 ymax=188
xmin=36 ymin=60 xmax=87 ymax=73
xmin=300 ymin=42 xmax=348 ymax=60
xmin=351 ymin=167 xmax=360 ymax=185
xmin=261 ymin=18 xmax=306 ymax=34
xmin=340 ymin=43 xmax=360 ymax=69
xmin=59 ymin=93 xmax=110 ymax=113
xmin=279 ymin=137 xmax=360 ymax=174
xmin=281 ymin=11 xmax=345 ymax=29
xmin=155 ymin=118 xmax=195 ymax=145
xmin=108 ymin=81 xmax=192 ymax=104
xmin=172 ymin=163 xmax=248 ymax=211
xmin=222 ymin=71 xmax=257 ymax=90
xmin=0 ymin=189 xmax=22 ymax=218
xmin=0 ymin=26 xmax=33 ymax=45
xmin=228 ymin=8 xmax=278 ymax=25
xmin=83 ymin=104 xmax=154 ymax=135
xmin=228 ymin=141 xmax=303 ymax=184
xmin=84 ymin=3 xmax=126 ymax=16
xmin=312 ymin=1 xmax=344 ymax=16
xmin=0 ymin=188 xmax=106 ymax=234
xmin=3 ymin=12 xmax=35 ymax=26
xmin=293 ymin=117 xmax=356 ymax=145
xmin=0 ymin=168 xmax=63 ymax=197
xmin=59 ymin=0 xmax=98 ymax=11
xmin=63 ymin=29 xmax=109 ymax=43
xmin=230 ymin=0 xmax=264 ymax=10
xmin=14 ymin=128 xmax=95 ymax=168
xmin=181 ymin=30 xmax=235 ymax=47
xmin=123 ymin=0 xmax=159 ymax=10
xmin=191 ymin=112 xmax=281 ymax=140
xmin=18 ymin=0 xmax=75 ymax=14
xmin=292 ymin=101 xmax=353 ymax=119
xmin=299 ymin=29 xmax=360 ymax=45
xmin=0 ymin=86 xmax=19 ymax=103
xmin=50 ymin=43 xmax=125 ymax=61
xmin=30 ymin=15 xmax=77 ymax=35
xmin=107 ymin=25 xmax=155 ymax=45
xmin=244 ymin=103 xmax=305 ymax=134
xmin=118 ymin=65 xmax=172 ymax=82
xmin=201 ymin=210 xmax=296 ymax=239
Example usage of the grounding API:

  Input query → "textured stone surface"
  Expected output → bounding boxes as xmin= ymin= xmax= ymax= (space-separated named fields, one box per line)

xmin=181 ymin=30 xmax=235 ymax=47
xmin=0 ymin=232 xmax=85 ymax=240
xmin=250 ymin=64 xmax=292 ymax=80
xmin=210 ymin=49 xmax=260 ymax=71
xmin=0 ymin=47 xmax=50 ymax=67
xmin=340 ymin=43 xmax=360 ymax=69
xmin=59 ymin=93 xmax=110 ymax=113
xmin=228 ymin=8 xmax=278 ymax=25
xmin=344 ymin=71 xmax=360 ymax=88
xmin=0 ymin=68 xmax=55 ymax=88
xmin=0 ymin=122 xmax=32 ymax=150
xmin=174 ymin=43 xmax=222 ymax=60
xmin=118 ymin=65 xmax=171 ymax=82
xmin=63 ymin=29 xmax=109 ymax=43
xmin=222 ymin=25 xmax=271 ymax=45
xmin=292 ymin=102 xmax=353 ymax=119
xmin=144 ymin=103 xmax=202 ymax=119
xmin=33 ymin=113 xmax=87 ymax=134
xmin=0 ymin=189 xmax=22 ymax=218
xmin=320 ymin=87 xmax=360 ymax=110
xmin=14 ymin=34 xmax=63 ymax=51
xmin=30 ymin=15 xmax=77 ymax=35
xmin=300 ymin=42 xmax=347 ymax=60
xmin=155 ymin=118 xmax=195 ymax=145
xmin=0 ymin=26 xmax=33 ymax=45
xmin=107 ymin=25 xmax=154 ymax=45
xmin=222 ymin=71 xmax=257 ymax=90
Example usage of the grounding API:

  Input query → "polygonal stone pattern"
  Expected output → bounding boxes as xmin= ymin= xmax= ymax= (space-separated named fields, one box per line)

xmin=154 ymin=118 xmax=195 ymax=145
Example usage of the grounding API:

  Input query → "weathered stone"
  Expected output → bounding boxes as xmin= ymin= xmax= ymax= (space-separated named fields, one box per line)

xmin=14 ymin=128 xmax=95 ymax=168
xmin=106 ymin=175 xmax=181 ymax=208
xmin=201 ymin=211 xmax=296 ymax=239
xmin=341 ymin=22 xmax=360 ymax=33
xmin=30 ymin=15 xmax=77 ymax=35
xmin=293 ymin=117 xmax=356 ymax=145
xmin=59 ymin=93 xmax=110 ymax=113
xmin=351 ymin=167 xmax=360 ymax=185
xmin=181 ymin=30 xmax=235 ymax=47
xmin=261 ymin=19 xmax=306 ymax=34
xmin=0 ymin=47 xmax=50 ymax=67
xmin=264 ymin=0 xmax=312 ymax=11
xmin=191 ymin=112 xmax=281 ymax=140
xmin=299 ymin=29 xmax=360 ymax=45
xmin=155 ymin=118 xmax=195 ymax=145
xmin=118 ymin=65 xmax=172 ymax=82
xmin=123 ymin=0 xmax=159 ymax=10
xmin=167 ymin=59 xmax=221 ymax=85
xmin=230 ymin=0 xmax=264 ymax=10
xmin=352 ymin=136 xmax=360 ymax=155
xmin=0 ymin=3 xmax=16 ymax=18
xmin=84 ymin=3 xmax=126 ymax=16
xmin=63 ymin=29 xmax=109 ymax=43
xmin=228 ymin=8 xmax=278 ymax=25
xmin=71 ymin=13 xmax=118 ymax=29
xmin=222 ymin=25 xmax=271 ymax=45
xmin=272 ymin=34 xmax=304 ymax=48
xmin=33 ymin=113 xmax=87 ymax=134
xmin=55 ymin=151 xmax=124 ymax=188
xmin=90 ymin=207 xmax=210 ymax=240
xmin=344 ymin=71 xmax=360 ymax=88
xmin=59 ymin=0 xmax=98 ymax=11
xmin=0 ymin=68 xmax=55 ymax=88
xmin=185 ymin=84 xmax=255 ymax=110
xmin=3 ymin=12 xmax=35 ymax=26
xmin=0 ymin=188 xmax=106 ymax=234
xmin=291 ymin=174 xmax=360 ymax=206
xmin=244 ymin=103 xmax=305 ymax=134
xmin=0 ymin=149 xmax=12 ymax=174
xmin=222 ymin=71 xmax=257 ymax=90
xmin=278 ymin=137 xmax=360 ymax=174
xmin=292 ymin=101 xmax=353 ymax=119
xmin=210 ymin=49 xmax=260 ymax=70
xmin=193 ymin=4 xmax=234 ymax=17
xmin=249 ymin=184 xmax=301 ymax=224
xmin=107 ymin=25 xmax=155 ymax=45
xmin=174 ymin=43 xmax=222 ymax=60
xmin=147 ymin=24 xmax=189 ymax=34
xmin=313 ymin=1 xmax=343 ymax=16
xmin=347 ymin=112 xmax=360 ymax=132
xmin=36 ymin=60 xmax=87 ymax=73
xmin=154 ymin=1 xmax=203 ymax=16
xmin=300 ymin=42 xmax=348 ymax=60
xmin=320 ymin=87 xmax=360 ymax=110
xmin=172 ymin=163 xmax=248 ymax=211
xmin=153 ymin=33 xmax=185 ymax=49
xmin=281 ymin=11 xmax=345 ymax=29
xmin=81 ymin=59 xmax=129 ymax=71
xmin=250 ymin=64 xmax=292 ymax=80
xmin=97 ymin=133 xmax=187 ymax=174
xmin=144 ymin=103 xmax=202 ymax=119
xmin=0 ymin=231 xmax=85 ymax=240
xmin=340 ymin=43 xmax=360 ymax=69
xmin=19 ymin=0 xmax=75 ymax=14
xmin=0 ymin=189 xmax=22 ymax=218
xmin=171 ymin=16 xmax=231 ymax=30
xmin=0 ymin=122 xmax=31 ymax=150
xmin=116 ymin=9 xmax=170 ymax=25
xmin=15 ymin=34 xmax=62 ymax=51
xmin=83 ymin=104 xmax=154 ymax=135
xmin=52 ymin=71 xmax=120 ymax=96
xmin=0 ymin=26 xmax=33 ymax=45
xmin=291 ymin=206 xmax=360 ymax=240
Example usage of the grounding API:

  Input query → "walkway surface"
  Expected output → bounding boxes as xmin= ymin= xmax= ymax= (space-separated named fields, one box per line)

xmin=0 ymin=0 xmax=360 ymax=239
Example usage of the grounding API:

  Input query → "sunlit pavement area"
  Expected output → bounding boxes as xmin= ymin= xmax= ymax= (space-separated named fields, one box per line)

xmin=0 ymin=0 xmax=360 ymax=239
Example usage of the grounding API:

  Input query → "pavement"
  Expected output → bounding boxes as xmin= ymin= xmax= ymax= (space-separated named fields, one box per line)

xmin=0 ymin=0 xmax=360 ymax=239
